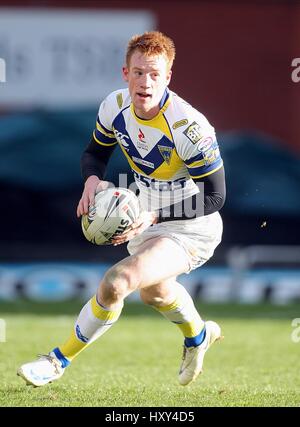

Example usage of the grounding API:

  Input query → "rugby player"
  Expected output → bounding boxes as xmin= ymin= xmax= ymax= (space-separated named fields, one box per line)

xmin=18 ymin=31 xmax=226 ymax=387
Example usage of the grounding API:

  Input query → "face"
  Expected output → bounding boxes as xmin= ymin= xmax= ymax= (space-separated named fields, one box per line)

xmin=122 ymin=50 xmax=172 ymax=120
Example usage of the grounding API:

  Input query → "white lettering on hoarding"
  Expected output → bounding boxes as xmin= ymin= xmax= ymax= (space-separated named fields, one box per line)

xmin=291 ymin=58 xmax=300 ymax=83
xmin=0 ymin=9 xmax=155 ymax=106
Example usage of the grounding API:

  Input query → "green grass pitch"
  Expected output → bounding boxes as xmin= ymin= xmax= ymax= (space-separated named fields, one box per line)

xmin=0 ymin=301 xmax=299 ymax=407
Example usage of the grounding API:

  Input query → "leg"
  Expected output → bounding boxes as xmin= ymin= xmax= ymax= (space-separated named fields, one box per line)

xmin=140 ymin=279 xmax=222 ymax=386
xmin=58 ymin=237 xmax=190 ymax=360
xmin=17 ymin=237 xmax=190 ymax=387
xmin=98 ymin=236 xmax=190 ymax=309
xmin=140 ymin=279 xmax=205 ymax=346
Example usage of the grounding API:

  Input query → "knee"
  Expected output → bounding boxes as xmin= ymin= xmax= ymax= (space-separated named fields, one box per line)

xmin=140 ymin=285 xmax=172 ymax=307
xmin=100 ymin=262 xmax=141 ymax=304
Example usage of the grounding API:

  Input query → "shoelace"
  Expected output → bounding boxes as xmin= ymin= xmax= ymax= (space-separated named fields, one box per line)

xmin=37 ymin=354 xmax=61 ymax=375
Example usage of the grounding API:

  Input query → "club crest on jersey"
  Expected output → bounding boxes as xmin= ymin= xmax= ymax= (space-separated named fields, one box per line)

xmin=183 ymin=121 xmax=203 ymax=144
xmin=158 ymin=145 xmax=172 ymax=165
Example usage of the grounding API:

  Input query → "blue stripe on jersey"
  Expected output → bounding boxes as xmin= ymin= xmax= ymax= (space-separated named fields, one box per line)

xmin=94 ymin=127 xmax=117 ymax=145
xmin=185 ymin=151 xmax=205 ymax=165
xmin=187 ymin=158 xmax=223 ymax=178
xmin=159 ymin=88 xmax=169 ymax=109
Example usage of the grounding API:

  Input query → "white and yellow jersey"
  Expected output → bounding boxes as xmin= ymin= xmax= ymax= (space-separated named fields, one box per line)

xmin=93 ymin=88 xmax=223 ymax=211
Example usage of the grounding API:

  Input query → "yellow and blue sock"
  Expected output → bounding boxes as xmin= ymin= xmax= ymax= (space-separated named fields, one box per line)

xmin=154 ymin=283 xmax=206 ymax=348
xmin=52 ymin=294 xmax=123 ymax=366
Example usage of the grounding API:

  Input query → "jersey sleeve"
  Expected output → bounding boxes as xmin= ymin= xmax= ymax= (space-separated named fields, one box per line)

xmin=93 ymin=94 xmax=118 ymax=147
xmin=176 ymin=109 xmax=223 ymax=179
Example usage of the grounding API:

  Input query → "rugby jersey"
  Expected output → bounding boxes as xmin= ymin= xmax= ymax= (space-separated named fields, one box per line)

xmin=93 ymin=88 xmax=223 ymax=211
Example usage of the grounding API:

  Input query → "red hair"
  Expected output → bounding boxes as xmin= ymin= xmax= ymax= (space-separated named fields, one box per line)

xmin=126 ymin=31 xmax=176 ymax=70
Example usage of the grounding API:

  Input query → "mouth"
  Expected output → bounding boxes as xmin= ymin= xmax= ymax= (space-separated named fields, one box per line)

xmin=136 ymin=93 xmax=152 ymax=99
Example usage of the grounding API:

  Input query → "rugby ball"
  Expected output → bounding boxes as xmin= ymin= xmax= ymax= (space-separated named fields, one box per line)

xmin=81 ymin=187 xmax=140 ymax=245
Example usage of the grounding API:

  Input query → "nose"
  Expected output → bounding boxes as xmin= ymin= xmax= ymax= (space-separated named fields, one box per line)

xmin=140 ymin=73 xmax=151 ymax=89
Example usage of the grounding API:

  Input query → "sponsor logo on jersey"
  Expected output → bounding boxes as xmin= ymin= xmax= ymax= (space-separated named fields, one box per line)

xmin=158 ymin=145 xmax=172 ymax=165
xmin=197 ymin=137 xmax=218 ymax=165
xmin=196 ymin=136 xmax=213 ymax=152
xmin=114 ymin=129 xmax=130 ymax=148
xmin=183 ymin=121 xmax=203 ymax=144
xmin=172 ymin=119 xmax=188 ymax=129
xmin=133 ymin=171 xmax=186 ymax=190
xmin=132 ymin=156 xmax=154 ymax=169
xmin=137 ymin=128 xmax=148 ymax=151
xmin=138 ymin=128 xmax=145 ymax=142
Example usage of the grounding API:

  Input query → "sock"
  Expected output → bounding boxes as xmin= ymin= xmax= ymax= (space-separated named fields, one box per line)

xmin=154 ymin=283 xmax=205 ymax=347
xmin=54 ymin=295 xmax=123 ymax=364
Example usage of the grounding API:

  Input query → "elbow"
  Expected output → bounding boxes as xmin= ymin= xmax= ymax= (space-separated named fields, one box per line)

xmin=216 ymin=183 xmax=226 ymax=211
xmin=204 ymin=191 xmax=226 ymax=215
xmin=218 ymin=189 xmax=226 ymax=211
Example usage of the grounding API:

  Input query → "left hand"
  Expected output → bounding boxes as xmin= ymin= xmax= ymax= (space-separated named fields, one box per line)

xmin=111 ymin=211 xmax=158 ymax=246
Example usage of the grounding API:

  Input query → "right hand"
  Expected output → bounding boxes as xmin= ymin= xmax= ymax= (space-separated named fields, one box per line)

xmin=76 ymin=175 xmax=111 ymax=218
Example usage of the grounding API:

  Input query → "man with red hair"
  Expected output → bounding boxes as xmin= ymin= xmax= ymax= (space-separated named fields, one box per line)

xmin=18 ymin=31 xmax=226 ymax=387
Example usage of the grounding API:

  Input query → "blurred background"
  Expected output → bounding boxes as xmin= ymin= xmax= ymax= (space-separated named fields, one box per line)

xmin=0 ymin=0 xmax=300 ymax=305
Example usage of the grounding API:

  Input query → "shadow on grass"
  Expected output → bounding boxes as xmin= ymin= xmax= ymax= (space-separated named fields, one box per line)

xmin=0 ymin=300 xmax=299 ymax=320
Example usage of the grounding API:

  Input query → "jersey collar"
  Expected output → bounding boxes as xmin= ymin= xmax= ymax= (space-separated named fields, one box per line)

xmin=130 ymin=88 xmax=171 ymax=123
xmin=159 ymin=88 xmax=170 ymax=109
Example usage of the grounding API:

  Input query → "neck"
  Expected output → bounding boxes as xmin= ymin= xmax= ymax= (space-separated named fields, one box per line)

xmin=134 ymin=105 xmax=160 ymax=120
xmin=133 ymin=88 xmax=169 ymax=120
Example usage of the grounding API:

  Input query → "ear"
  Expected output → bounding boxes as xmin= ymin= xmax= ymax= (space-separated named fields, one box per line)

xmin=166 ymin=69 xmax=172 ymax=86
xmin=122 ymin=66 xmax=129 ymax=82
